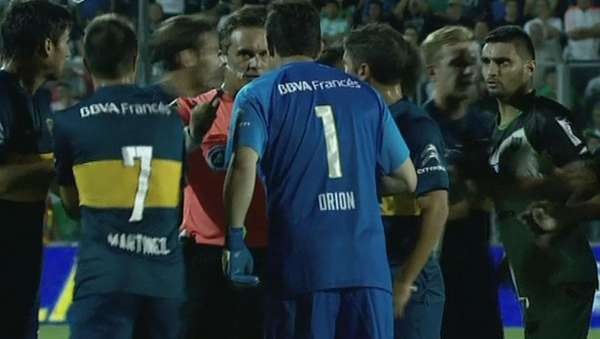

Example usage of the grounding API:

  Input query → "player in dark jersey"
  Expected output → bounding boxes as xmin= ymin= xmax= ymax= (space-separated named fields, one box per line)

xmin=343 ymin=23 xmax=449 ymax=339
xmin=482 ymin=26 xmax=597 ymax=339
xmin=0 ymin=2 xmax=73 ymax=338
xmin=223 ymin=1 xmax=417 ymax=338
xmin=420 ymin=26 xmax=504 ymax=339
xmin=521 ymin=154 xmax=600 ymax=228
xmin=53 ymin=15 xmax=185 ymax=339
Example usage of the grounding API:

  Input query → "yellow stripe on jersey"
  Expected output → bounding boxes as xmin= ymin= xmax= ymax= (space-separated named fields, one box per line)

xmin=39 ymin=152 xmax=54 ymax=160
xmin=380 ymin=195 xmax=421 ymax=217
xmin=73 ymin=159 xmax=182 ymax=208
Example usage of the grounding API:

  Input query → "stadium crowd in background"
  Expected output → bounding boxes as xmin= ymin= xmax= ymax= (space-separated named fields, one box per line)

xmin=2 ymin=0 xmax=600 ymax=338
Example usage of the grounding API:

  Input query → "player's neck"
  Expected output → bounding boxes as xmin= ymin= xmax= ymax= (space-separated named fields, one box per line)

xmin=434 ymin=91 xmax=468 ymax=120
xmin=161 ymin=70 xmax=203 ymax=97
xmin=1 ymin=60 xmax=45 ymax=95
xmin=497 ymin=100 xmax=522 ymax=129
xmin=497 ymin=88 xmax=533 ymax=128
xmin=278 ymin=55 xmax=313 ymax=66
xmin=373 ymin=82 xmax=403 ymax=105
xmin=92 ymin=75 xmax=135 ymax=90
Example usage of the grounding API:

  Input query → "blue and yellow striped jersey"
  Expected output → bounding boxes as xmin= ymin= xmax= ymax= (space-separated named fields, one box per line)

xmin=53 ymin=84 xmax=184 ymax=298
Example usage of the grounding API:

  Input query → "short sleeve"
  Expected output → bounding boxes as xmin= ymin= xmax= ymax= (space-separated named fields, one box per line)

xmin=52 ymin=115 xmax=76 ymax=186
xmin=226 ymin=89 xmax=267 ymax=161
xmin=378 ymin=108 xmax=410 ymax=175
xmin=407 ymin=119 xmax=450 ymax=196
xmin=536 ymin=114 xmax=588 ymax=166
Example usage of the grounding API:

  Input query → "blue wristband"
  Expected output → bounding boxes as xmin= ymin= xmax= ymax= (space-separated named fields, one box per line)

xmin=227 ymin=227 xmax=246 ymax=251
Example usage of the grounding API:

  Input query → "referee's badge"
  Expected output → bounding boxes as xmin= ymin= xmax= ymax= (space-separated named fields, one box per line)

xmin=207 ymin=145 xmax=226 ymax=171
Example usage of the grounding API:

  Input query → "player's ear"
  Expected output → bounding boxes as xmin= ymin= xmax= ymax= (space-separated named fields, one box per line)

xmin=357 ymin=62 xmax=370 ymax=82
xmin=426 ymin=64 xmax=436 ymax=81
xmin=525 ymin=59 xmax=535 ymax=78
xmin=178 ymin=49 xmax=197 ymax=68
xmin=218 ymin=51 xmax=227 ymax=67
xmin=41 ymin=37 xmax=53 ymax=58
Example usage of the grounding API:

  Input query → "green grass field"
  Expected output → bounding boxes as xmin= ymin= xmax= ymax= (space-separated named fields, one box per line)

xmin=38 ymin=326 xmax=600 ymax=339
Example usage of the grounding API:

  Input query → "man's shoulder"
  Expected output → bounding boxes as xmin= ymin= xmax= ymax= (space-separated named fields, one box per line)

xmin=529 ymin=94 xmax=570 ymax=119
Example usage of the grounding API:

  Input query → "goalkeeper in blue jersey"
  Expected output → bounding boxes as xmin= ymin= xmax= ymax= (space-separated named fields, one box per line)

xmin=223 ymin=1 xmax=417 ymax=338
xmin=344 ymin=23 xmax=449 ymax=339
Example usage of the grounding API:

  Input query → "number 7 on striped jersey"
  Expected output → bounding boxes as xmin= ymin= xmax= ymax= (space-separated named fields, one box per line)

xmin=121 ymin=146 xmax=153 ymax=222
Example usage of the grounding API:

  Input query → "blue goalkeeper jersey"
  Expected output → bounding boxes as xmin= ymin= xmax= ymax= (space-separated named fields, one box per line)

xmin=229 ymin=61 xmax=410 ymax=296
xmin=53 ymin=84 xmax=184 ymax=299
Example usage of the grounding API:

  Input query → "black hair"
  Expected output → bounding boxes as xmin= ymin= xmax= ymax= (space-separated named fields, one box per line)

xmin=1 ymin=0 xmax=73 ymax=61
xmin=484 ymin=25 xmax=535 ymax=60
xmin=218 ymin=5 xmax=267 ymax=53
xmin=150 ymin=15 xmax=214 ymax=71
xmin=344 ymin=23 xmax=421 ymax=90
xmin=83 ymin=14 xmax=137 ymax=79
xmin=265 ymin=0 xmax=321 ymax=59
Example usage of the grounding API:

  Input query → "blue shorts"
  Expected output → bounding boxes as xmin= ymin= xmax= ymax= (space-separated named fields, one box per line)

xmin=392 ymin=256 xmax=445 ymax=339
xmin=265 ymin=287 xmax=393 ymax=339
xmin=69 ymin=292 xmax=183 ymax=339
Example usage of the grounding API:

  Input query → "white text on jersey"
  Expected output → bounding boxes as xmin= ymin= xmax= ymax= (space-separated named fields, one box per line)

xmin=107 ymin=232 xmax=171 ymax=256
xmin=80 ymin=102 xmax=171 ymax=118
xmin=318 ymin=191 xmax=356 ymax=211
xmin=278 ymin=78 xmax=361 ymax=95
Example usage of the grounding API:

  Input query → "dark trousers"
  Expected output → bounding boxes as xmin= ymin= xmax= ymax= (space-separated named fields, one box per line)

xmin=182 ymin=238 xmax=267 ymax=339
xmin=0 ymin=201 xmax=45 ymax=339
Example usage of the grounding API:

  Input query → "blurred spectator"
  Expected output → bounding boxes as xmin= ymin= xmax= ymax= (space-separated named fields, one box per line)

xmin=461 ymin=0 xmax=491 ymax=22
xmin=366 ymin=0 xmax=388 ymax=23
xmin=473 ymin=18 xmax=490 ymax=44
xmin=50 ymin=82 xmax=77 ymax=111
xmin=583 ymin=98 xmax=600 ymax=154
xmin=320 ymin=0 xmax=350 ymax=45
xmin=392 ymin=0 xmax=429 ymax=34
xmin=493 ymin=0 xmax=524 ymax=27
xmin=316 ymin=43 xmax=344 ymax=69
xmin=157 ymin=0 xmax=185 ymax=16
xmin=524 ymin=0 xmax=563 ymax=63
xmin=422 ymin=0 xmax=474 ymax=39
xmin=536 ymin=67 xmax=557 ymax=99
xmin=149 ymin=2 xmax=165 ymax=31
xmin=403 ymin=24 xmax=420 ymax=46
xmin=564 ymin=0 xmax=600 ymax=60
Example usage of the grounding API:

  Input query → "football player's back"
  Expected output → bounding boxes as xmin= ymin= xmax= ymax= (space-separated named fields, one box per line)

xmin=225 ymin=4 xmax=416 ymax=339
xmin=53 ymin=14 xmax=185 ymax=339
xmin=236 ymin=61 xmax=391 ymax=293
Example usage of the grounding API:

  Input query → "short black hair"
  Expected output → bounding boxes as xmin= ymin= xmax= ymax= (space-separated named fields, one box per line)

xmin=150 ymin=15 xmax=214 ymax=71
xmin=1 ymin=0 xmax=73 ymax=61
xmin=344 ymin=23 xmax=421 ymax=90
xmin=218 ymin=5 xmax=267 ymax=53
xmin=484 ymin=25 xmax=535 ymax=60
xmin=317 ymin=43 xmax=343 ymax=68
xmin=84 ymin=14 xmax=137 ymax=79
xmin=265 ymin=0 xmax=321 ymax=59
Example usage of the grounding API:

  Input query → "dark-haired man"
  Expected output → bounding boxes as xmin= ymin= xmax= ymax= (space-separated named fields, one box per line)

xmin=177 ymin=6 xmax=270 ymax=339
xmin=482 ymin=25 xmax=597 ymax=339
xmin=344 ymin=23 xmax=449 ymax=339
xmin=421 ymin=25 xmax=503 ymax=339
xmin=224 ymin=1 xmax=417 ymax=338
xmin=150 ymin=14 xmax=222 ymax=97
xmin=54 ymin=14 xmax=185 ymax=339
xmin=0 ymin=1 xmax=73 ymax=337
